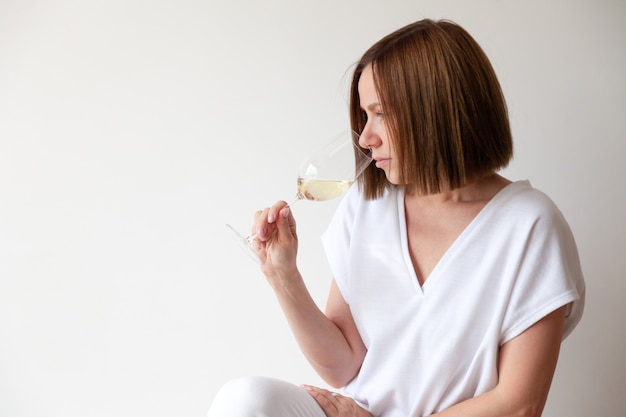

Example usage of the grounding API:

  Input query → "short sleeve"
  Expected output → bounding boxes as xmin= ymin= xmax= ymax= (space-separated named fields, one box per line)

xmin=320 ymin=185 xmax=361 ymax=304
xmin=500 ymin=189 xmax=586 ymax=344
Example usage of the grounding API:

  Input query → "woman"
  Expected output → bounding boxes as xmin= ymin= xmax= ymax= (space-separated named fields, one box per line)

xmin=208 ymin=19 xmax=585 ymax=417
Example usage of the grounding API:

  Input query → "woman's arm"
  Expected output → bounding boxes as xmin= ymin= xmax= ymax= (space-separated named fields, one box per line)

xmin=433 ymin=306 xmax=567 ymax=417
xmin=254 ymin=201 xmax=366 ymax=388
xmin=273 ymin=276 xmax=366 ymax=388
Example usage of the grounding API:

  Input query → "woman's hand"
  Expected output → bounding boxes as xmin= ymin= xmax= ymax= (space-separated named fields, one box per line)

xmin=302 ymin=385 xmax=373 ymax=417
xmin=252 ymin=200 xmax=299 ymax=284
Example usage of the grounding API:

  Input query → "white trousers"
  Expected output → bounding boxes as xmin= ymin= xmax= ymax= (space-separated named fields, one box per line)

xmin=207 ymin=376 xmax=327 ymax=417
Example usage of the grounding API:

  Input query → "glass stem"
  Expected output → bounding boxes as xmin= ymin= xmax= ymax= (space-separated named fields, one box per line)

xmin=287 ymin=194 xmax=302 ymax=207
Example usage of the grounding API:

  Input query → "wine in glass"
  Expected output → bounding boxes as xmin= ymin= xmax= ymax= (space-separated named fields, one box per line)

xmin=226 ymin=130 xmax=372 ymax=263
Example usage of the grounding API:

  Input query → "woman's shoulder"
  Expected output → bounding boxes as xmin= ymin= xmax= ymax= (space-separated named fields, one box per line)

xmin=491 ymin=180 xmax=571 ymax=230
xmin=496 ymin=180 xmax=560 ymax=212
xmin=327 ymin=184 xmax=400 ymax=235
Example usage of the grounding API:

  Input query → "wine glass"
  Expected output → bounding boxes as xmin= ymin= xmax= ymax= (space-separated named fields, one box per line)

xmin=226 ymin=130 xmax=372 ymax=263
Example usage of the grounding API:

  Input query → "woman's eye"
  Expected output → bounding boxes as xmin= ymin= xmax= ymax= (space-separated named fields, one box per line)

xmin=360 ymin=110 xmax=384 ymax=124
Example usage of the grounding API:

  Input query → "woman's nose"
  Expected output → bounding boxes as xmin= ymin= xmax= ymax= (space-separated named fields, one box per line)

xmin=358 ymin=124 xmax=379 ymax=150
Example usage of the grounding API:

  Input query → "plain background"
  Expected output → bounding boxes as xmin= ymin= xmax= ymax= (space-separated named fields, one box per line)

xmin=1 ymin=0 xmax=624 ymax=416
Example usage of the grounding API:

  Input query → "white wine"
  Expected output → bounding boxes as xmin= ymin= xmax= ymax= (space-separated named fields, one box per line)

xmin=297 ymin=178 xmax=353 ymax=201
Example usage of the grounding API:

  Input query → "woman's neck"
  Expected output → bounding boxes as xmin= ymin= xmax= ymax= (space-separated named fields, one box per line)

xmin=405 ymin=173 xmax=511 ymax=205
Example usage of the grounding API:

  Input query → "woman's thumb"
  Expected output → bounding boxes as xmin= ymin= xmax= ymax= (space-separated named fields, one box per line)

xmin=278 ymin=206 xmax=296 ymax=236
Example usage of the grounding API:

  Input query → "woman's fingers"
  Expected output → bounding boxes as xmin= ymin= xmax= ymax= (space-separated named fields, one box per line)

xmin=302 ymin=385 xmax=372 ymax=417
xmin=302 ymin=386 xmax=339 ymax=416
xmin=253 ymin=201 xmax=289 ymax=241
xmin=250 ymin=201 xmax=297 ymax=269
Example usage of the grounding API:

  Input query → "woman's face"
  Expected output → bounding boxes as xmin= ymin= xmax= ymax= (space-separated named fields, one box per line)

xmin=357 ymin=65 xmax=399 ymax=184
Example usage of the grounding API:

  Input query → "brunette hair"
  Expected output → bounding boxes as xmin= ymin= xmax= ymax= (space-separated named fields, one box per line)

xmin=350 ymin=19 xmax=513 ymax=199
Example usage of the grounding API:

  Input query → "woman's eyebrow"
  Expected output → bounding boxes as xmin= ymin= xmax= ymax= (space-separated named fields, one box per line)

xmin=361 ymin=102 xmax=381 ymax=111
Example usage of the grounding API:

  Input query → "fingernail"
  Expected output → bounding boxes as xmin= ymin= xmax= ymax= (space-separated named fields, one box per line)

xmin=282 ymin=207 xmax=290 ymax=218
xmin=268 ymin=213 xmax=275 ymax=223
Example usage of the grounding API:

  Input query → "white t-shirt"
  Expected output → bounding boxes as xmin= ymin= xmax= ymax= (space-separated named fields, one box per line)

xmin=321 ymin=180 xmax=585 ymax=417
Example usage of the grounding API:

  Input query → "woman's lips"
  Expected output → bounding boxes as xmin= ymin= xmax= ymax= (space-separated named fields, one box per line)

xmin=375 ymin=158 xmax=390 ymax=168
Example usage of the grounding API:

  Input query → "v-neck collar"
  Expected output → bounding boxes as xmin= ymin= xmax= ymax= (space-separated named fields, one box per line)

xmin=396 ymin=180 xmax=529 ymax=295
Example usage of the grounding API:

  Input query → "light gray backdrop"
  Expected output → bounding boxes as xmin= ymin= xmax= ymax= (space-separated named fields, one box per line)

xmin=1 ymin=1 xmax=624 ymax=416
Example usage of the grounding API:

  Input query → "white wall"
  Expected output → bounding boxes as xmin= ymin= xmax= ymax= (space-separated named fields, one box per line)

xmin=1 ymin=1 xmax=624 ymax=416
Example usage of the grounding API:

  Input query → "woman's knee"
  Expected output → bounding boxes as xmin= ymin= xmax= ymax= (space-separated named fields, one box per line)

xmin=210 ymin=376 xmax=279 ymax=413
xmin=208 ymin=376 xmax=322 ymax=417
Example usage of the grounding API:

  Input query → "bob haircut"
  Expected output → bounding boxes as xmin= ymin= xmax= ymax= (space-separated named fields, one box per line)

xmin=350 ymin=19 xmax=513 ymax=199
